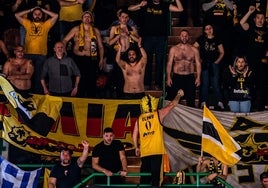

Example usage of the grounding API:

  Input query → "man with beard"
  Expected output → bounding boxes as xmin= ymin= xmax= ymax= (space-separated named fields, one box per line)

xmin=115 ymin=37 xmax=147 ymax=99
xmin=166 ymin=29 xmax=201 ymax=107
xmin=2 ymin=45 xmax=33 ymax=94
xmin=15 ymin=7 xmax=58 ymax=94
xmin=128 ymin=0 xmax=183 ymax=90
xmin=49 ymin=140 xmax=89 ymax=188
xmin=92 ymin=127 xmax=128 ymax=185
xmin=62 ymin=11 xmax=104 ymax=98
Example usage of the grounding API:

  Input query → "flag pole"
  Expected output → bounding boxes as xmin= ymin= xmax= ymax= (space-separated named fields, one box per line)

xmin=200 ymin=105 xmax=205 ymax=158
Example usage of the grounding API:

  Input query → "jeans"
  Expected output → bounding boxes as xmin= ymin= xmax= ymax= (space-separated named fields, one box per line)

xmin=201 ymin=63 xmax=222 ymax=105
xmin=228 ymin=100 xmax=251 ymax=113
xmin=143 ymin=36 xmax=167 ymax=87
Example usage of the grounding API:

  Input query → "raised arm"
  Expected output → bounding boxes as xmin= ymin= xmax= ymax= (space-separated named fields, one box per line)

xmin=138 ymin=37 xmax=147 ymax=63
xmin=77 ymin=140 xmax=89 ymax=168
xmin=223 ymin=0 xmax=234 ymax=10
xmin=158 ymin=89 xmax=184 ymax=122
xmin=240 ymin=6 xmax=255 ymax=31
xmin=12 ymin=0 xmax=23 ymax=12
xmin=129 ymin=27 xmax=140 ymax=43
xmin=15 ymin=9 xmax=31 ymax=24
xmin=202 ymin=0 xmax=216 ymax=12
xmin=115 ymin=44 xmax=126 ymax=68
xmin=40 ymin=7 xmax=58 ymax=26
xmin=128 ymin=0 xmax=148 ymax=11
xmin=169 ymin=0 xmax=184 ymax=12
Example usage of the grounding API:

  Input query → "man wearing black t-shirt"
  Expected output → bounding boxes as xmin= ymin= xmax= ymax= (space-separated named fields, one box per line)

xmin=49 ymin=140 xmax=89 ymax=188
xmin=128 ymin=0 xmax=183 ymax=90
xmin=92 ymin=127 xmax=128 ymax=185
xmin=240 ymin=5 xmax=268 ymax=110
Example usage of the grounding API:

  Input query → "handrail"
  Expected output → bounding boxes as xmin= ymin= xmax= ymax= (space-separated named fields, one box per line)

xmin=74 ymin=172 xmax=233 ymax=188
xmin=16 ymin=164 xmax=233 ymax=188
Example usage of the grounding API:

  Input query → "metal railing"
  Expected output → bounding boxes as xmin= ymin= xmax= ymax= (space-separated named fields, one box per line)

xmin=16 ymin=164 xmax=233 ymax=188
xmin=74 ymin=172 xmax=233 ymax=188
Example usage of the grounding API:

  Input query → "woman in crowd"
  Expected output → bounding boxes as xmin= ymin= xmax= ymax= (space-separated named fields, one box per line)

xmin=225 ymin=55 xmax=254 ymax=113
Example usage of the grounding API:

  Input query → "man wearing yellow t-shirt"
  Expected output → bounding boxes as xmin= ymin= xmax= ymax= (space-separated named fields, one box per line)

xmin=15 ymin=7 xmax=58 ymax=94
xmin=133 ymin=89 xmax=184 ymax=187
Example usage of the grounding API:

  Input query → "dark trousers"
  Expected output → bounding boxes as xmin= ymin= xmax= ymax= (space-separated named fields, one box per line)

xmin=140 ymin=154 xmax=162 ymax=187
xmin=74 ymin=55 xmax=98 ymax=98
xmin=25 ymin=54 xmax=46 ymax=94
xmin=143 ymin=36 xmax=167 ymax=87
xmin=166 ymin=73 xmax=196 ymax=107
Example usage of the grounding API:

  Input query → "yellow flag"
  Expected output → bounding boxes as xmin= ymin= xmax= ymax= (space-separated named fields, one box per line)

xmin=202 ymin=105 xmax=241 ymax=166
xmin=43 ymin=168 xmax=51 ymax=188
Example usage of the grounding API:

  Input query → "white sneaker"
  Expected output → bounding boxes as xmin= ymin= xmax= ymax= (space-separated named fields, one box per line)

xmin=218 ymin=102 xmax=225 ymax=110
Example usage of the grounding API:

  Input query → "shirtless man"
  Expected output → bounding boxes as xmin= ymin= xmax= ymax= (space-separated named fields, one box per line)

xmin=166 ymin=29 xmax=201 ymax=107
xmin=109 ymin=8 xmax=139 ymax=52
xmin=115 ymin=37 xmax=147 ymax=99
xmin=2 ymin=45 xmax=34 ymax=93
xmin=62 ymin=11 xmax=104 ymax=98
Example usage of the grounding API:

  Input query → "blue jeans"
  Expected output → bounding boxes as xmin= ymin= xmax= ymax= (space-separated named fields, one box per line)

xmin=228 ymin=100 xmax=251 ymax=113
xmin=201 ymin=63 xmax=222 ymax=105
xmin=143 ymin=36 xmax=167 ymax=87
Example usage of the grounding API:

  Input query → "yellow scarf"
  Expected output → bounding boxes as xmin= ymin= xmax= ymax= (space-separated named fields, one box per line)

xmin=79 ymin=23 xmax=96 ymax=48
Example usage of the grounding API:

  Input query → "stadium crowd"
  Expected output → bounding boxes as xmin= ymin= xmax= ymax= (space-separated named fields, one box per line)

xmin=0 ymin=0 xmax=267 ymax=112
